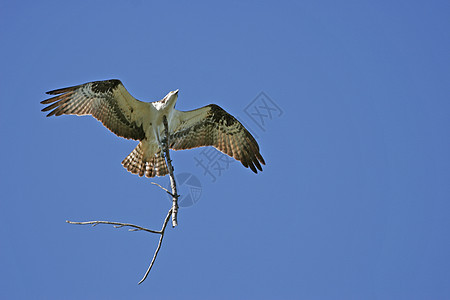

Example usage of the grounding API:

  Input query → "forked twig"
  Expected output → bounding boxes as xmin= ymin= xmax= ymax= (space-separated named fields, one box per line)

xmin=67 ymin=115 xmax=180 ymax=284
xmin=151 ymin=182 xmax=172 ymax=196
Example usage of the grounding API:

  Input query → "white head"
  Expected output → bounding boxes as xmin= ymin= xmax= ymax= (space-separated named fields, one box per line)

xmin=165 ymin=89 xmax=178 ymax=104
xmin=153 ymin=89 xmax=179 ymax=110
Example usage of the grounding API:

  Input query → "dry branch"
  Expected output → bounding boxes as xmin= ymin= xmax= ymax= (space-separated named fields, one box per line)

xmin=66 ymin=115 xmax=180 ymax=284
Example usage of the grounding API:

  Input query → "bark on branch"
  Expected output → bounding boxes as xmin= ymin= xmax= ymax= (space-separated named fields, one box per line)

xmin=162 ymin=115 xmax=179 ymax=227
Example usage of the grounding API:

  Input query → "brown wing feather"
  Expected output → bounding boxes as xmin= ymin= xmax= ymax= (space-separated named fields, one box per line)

xmin=170 ymin=104 xmax=265 ymax=173
xmin=41 ymin=79 xmax=145 ymax=140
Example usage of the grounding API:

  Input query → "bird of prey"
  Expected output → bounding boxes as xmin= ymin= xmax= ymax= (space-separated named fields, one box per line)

xmin=41 ymin=79 xmax=265 ymax=178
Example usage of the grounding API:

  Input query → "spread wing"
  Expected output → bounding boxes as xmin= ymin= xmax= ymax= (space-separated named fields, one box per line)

xmin=41 ymin=79 xmax=147 ymax=140
xmin=170 ymin=104 xmax=265 ymax=173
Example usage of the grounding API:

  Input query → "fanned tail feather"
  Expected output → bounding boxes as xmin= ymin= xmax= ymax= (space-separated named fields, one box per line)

xmin=122 ymin=142 xmax=169 ymax=178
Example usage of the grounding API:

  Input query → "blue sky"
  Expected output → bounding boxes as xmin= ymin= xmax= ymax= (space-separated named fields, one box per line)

xmin=1 ymin=1 xmax=449 ymax=299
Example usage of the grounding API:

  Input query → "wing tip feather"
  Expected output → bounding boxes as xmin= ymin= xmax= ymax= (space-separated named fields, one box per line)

xmin=258 ymin=153 xmax=266 ymax=166
xmin=254 ymin=159 xmax=263 ymax=172
xmin=46 ymin=89 xmax=65 ymax=95
xmin=40 ymin=97 xmax=57 ymax=104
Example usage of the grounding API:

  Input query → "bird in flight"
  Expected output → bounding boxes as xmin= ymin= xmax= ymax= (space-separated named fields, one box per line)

xmin=41 ymin=79 xmax=265 ymax=178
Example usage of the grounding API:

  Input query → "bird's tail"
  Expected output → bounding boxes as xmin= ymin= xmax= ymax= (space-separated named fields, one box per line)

xmin=122 ymin=142 xmax=169 ymax=178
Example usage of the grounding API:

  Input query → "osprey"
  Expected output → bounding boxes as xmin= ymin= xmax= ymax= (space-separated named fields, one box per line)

xmin=41 ymin=79 xmax=265 ymax=178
